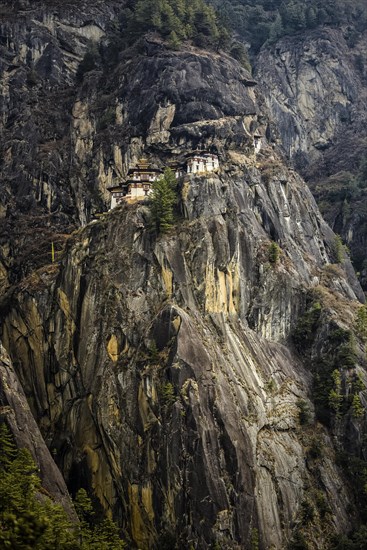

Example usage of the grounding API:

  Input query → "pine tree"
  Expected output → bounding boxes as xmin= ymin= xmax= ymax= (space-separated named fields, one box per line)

xmin=74 ymin=488 xmax=125 ymax=549
xmin=281 ymin=0 xmax=306 ymax=32
xmin=168 ymin=30 xmax=181 ymax=49
xmin=357 ymin=156 xmax=367 ymax=188
xmin=74 ymin=488 xmax=94 ymax=523
xmin=268 ymin=13 xmax=284 ymax=43
xmin=92 ymin=517 xmax=126 ymax=549
xmin=0 ymin=421 xmax=17 ymax=467
xmin=352 ymin=394 xmax=364 ymax=418
xmin=0 ymin=424 xmax=76 ymax=549
xmin=329 ymin=369 xmax=343 ymax=417
xmin=356 ymin=305 xmax=367 ymax=343
xmin=306 ymin=6 xmax=317 ymax=28
xmin=0 ymin=424 xmax=126 ymax=549
xmin=150 ymin=168 xmax=177 ymax=233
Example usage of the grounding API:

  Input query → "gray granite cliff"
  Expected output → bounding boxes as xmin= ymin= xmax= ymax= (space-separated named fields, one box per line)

xmin=0 ymin=3 xmax=366 ymax=548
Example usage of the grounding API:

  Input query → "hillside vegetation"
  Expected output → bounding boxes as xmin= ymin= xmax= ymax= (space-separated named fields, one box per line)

xmin=209 ymin=0 xmax=367 ymax=52
xmin=119 ymin=0 xmax=230 ymax=50
xmin=0 ymin=423 xmax=125 ymax=549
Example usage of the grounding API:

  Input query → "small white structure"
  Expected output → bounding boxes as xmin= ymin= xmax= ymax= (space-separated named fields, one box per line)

xmin=186 ymin=152 xmax=219 ymax=174
xmin=167 ymin=162 xmax=184 ymax=180
xmin=253 ymin=134 xmax=263 ymax=155
xmin=107 ymin=158 xmax=162 ymax=208
xmin=108 ymin=186 xmax=126 ymax=209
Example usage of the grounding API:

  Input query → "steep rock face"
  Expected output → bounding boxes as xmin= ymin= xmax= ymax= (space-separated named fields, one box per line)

xmin=0 ymin=0 xmax=258 ymax=294
xmin=0 ymin=0 xmax=260 ymax=294
xmin=256 ymin=27 xmax=367 ymax=281
xmin=0 ymin=0 xmax=121 ymax=291
xmin=1 ymin=4 xmax=366 ymax=549
xmin=72 ymin=40 xmax=259 ymax=205
xmin=256 ymin=27 xmax=367 ymax=177
xmin=0 ymin=342 xmax=76 ymax=519
xmin=1 ymin=146 xmax=363 ymax=548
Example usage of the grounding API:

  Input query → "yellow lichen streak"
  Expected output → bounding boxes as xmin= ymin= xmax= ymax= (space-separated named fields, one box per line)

xmin=155 ymin=249 xmax=173 ymax=298
xmin=161 ymin=263 xmax=173 ymax=297
xmin=107 ymin=334 xmax=119 ymax=362
xmin=204 ymin=261 xmax=240 ymax=315
xmin=57 ymin=288 xmax=76 ymax=333
xmin=128 ymin=484 xmax=152 ymax=549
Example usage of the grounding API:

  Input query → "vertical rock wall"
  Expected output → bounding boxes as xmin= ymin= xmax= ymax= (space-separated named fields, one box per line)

xmin=0 ymin=3 xmax=366 ymax=548
xmin=1 ymin=155 xmax=363 ymax=547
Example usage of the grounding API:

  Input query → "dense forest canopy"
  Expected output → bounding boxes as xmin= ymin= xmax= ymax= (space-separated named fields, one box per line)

xmin=82 ymin=0 xmax=252 ymax=77
xmin=106 ymin=0 xmax=367 ymax=61
xmin=207 ymin=0 xmax=367 ymax=52
xmin=119 ymin=0 xmax=230 ymax=50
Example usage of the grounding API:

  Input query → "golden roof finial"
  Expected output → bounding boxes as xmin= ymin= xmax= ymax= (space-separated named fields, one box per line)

xmin=137 ymin=158 xmax=149 ymax=169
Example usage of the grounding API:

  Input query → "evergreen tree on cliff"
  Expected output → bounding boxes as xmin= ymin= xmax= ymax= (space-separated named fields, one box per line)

xmin=0 ymin=422 xmax=125 ymax=549
xmin=150 ymin=168 xmax=177 ymax=233
xmin=122 ymin=0 xmax=228 ymax=49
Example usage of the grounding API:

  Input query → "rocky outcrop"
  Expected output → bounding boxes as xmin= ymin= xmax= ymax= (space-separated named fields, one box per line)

xmin=256 ymin=27 xmax=367 ymax=177
xmin=1 ymin=142 xmax=364 ymax=548
xmin=0 ymin=0 xmax=260 ymax=295
xmin=1 ymin=3 xmax=367 ymax=549
xmin=256 ymin=27 xmax=367 ymax=283
xmin=0 ymin=0 xmax=122 ymax=292
xmin=0 ymin=342 xmax=76 ymax=520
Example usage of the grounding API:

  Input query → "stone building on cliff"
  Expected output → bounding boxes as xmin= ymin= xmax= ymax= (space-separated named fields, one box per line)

xmin=186 ymin=151 xmax=219 ymax=174
xmin=107 ymin=152 xmax=220 ymax=209
xmin=107 ymin=158 xmax=162 ymax=208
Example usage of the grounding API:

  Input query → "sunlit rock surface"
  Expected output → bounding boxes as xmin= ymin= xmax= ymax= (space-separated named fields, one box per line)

xmin=0 ymin=2 xmax=366 ymax=548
